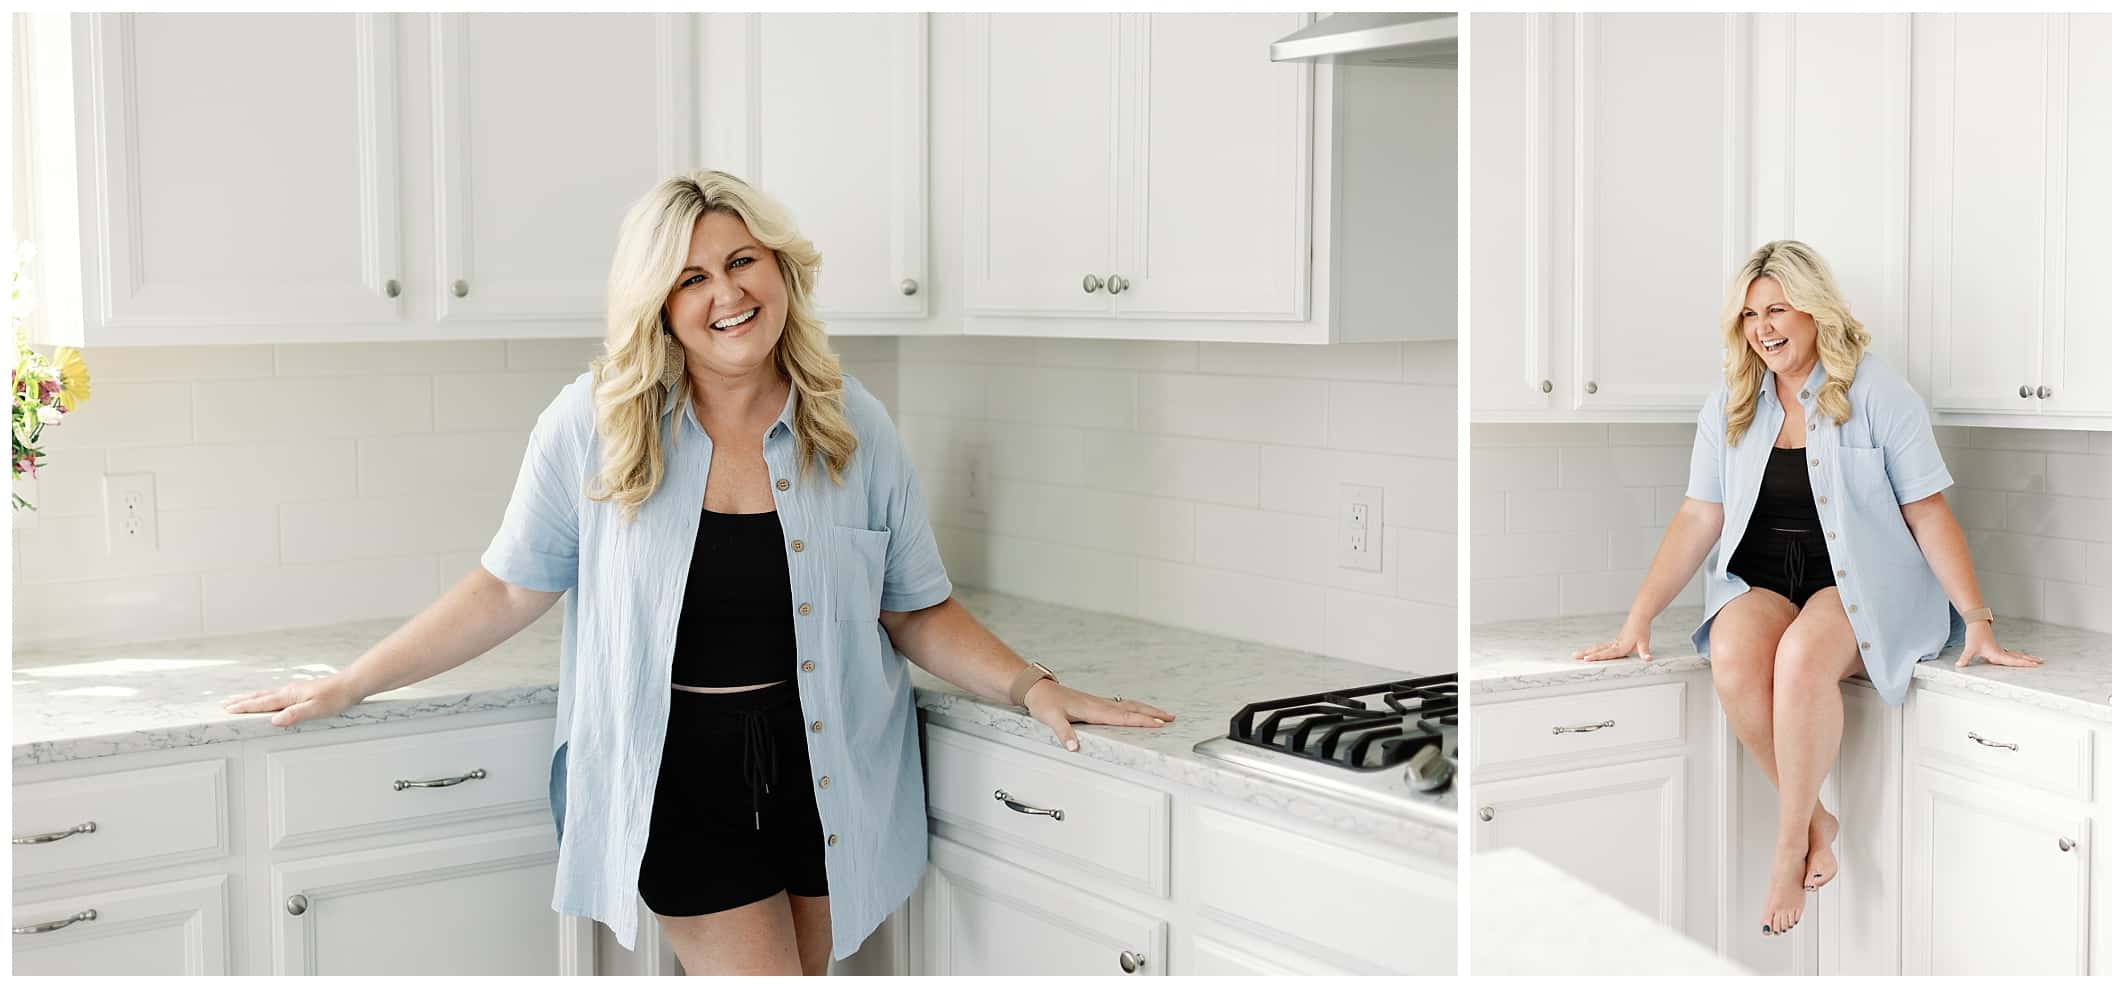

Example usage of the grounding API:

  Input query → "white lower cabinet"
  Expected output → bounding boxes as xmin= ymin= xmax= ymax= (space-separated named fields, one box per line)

xmin=1472 ymin=756 xmax=1687 ymax=926
xmin=921 ymin=836 xmax=1166 ymax=976
xmin=11 ymin=875 xmax=232 ymax=975
xmin=1905 ymin=767 xmax=2091 ymax=975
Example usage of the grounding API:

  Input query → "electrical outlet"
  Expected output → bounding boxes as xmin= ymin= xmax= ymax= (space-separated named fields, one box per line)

xmin=103 ymin=473 xmax=159 ymax=558
xmin=1338 ymin=482 xmax=1384 ymax=572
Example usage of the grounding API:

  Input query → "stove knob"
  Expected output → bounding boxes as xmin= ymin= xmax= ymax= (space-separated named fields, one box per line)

xmin=1478 ymin=805 xmax=1494 ymax=822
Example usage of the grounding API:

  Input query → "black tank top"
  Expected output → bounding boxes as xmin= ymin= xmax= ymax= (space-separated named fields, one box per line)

xmin=670 ymin=509 xmax=797 ymax=688
xmin=1734 ymin=446 xmax=1830 ymax=561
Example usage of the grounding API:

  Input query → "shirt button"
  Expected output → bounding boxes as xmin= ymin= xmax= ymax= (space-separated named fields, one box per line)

xmin=776 ymin=478 xmax=790 ymax=491
xmin=810 ymin=720 xmax=824 ymax=733
xmin=1818 ymin=496 xmax=1828 ymax=505
xmin=1836 ymin=569 xmax=1847 ymax=578
xmin=1826 ymin=531 xmax=1836 ymax=541
xmin=1801 ymin=389 xmax=1811 ymax=399
xmin=827 ymin=834 xmax=838 ymax=847
xmin=1861 ymin=641 xmax=1872 ymax=650
xmin=818 ymin=776 xmax=831 ymax=789
xmin=801 ymin=660 xmax=816 ymax=672
xmin=1811 ymin=458 xmax=1820 ymax=467
xmin=1809 ymin=423 xmax=1817 ymax=431
xmin=798 ymin=602 xmax=812 ymax=616
xmin=791 ymin=539 xmax=805 ymax=553
xmin=1848 ymin=604 xmax=1858 ymax=614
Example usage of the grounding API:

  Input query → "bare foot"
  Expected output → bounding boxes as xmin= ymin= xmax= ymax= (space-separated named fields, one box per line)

xmin=1760 ymin=842 xmax=1808 ymax=936
xmin=1804 ymin=809 xmax=1840 ymax=891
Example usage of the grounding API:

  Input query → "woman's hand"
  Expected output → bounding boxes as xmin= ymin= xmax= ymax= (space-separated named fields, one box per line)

xmin=1572 ymin=619 xmax=1654 ymax=662
xmin=1023 ymin=680 xmax=1176 ymax=753
xmin=1954 ymin=623 xmax=2044 ymax=669
xmin=220 ymin=675 xmax=365 ymax=727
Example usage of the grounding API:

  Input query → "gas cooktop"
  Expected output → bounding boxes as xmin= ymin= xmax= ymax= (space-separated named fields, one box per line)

xmin=1190 ymin=674 xmax=1458 ymax=825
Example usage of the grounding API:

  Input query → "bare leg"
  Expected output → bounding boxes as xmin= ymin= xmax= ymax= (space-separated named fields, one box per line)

xmin=789 ymin=894 xmax=834 ymax=976
xmin=1763 ymin=587 xmax=1864 ymax=935
xmin=656 ymin=892 xmax=803 ymax=976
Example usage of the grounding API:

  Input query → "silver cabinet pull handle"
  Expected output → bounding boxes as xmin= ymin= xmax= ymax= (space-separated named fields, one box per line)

xmin=13 ymin=821 xmax=97 ymax=845
xmin=1082 ymin=274 xmax=1102 ymax=294
xmin=993 ymin=788 xmax=1064 ymax=821
xmin=1553 ymin=720 xmax=1615 ymax=735
xmin=900 ymin=278 xmax=919 ymax=297
xmin=384 ymin=279 xmax=401 ymax=299
xmin=286 ymin=894 xmax=309 ymax=916
xmin=2019 ymin=385 xmax=2034 ymax=398
xmin=2060 ymin=837 xmax=2077 ymax=852
xmin=1966 ymin=731 xmax=2017 ymax=751
xmin=1119 ymin=950 xmax=1146 ymax=974
xmin=1539 ymin=379 xmax=1553 ymax=394
xmin=1105 ymin=274 xmax=1130 ymax=294
xmin=14 ymin=910 xmax=96 ymax=935
xmin=2038 ymin=385 xmax=2054 ymax=399
xmin=1478 ymin=805 xmax=1494 ymax=822
xmin=394 ymin=768 xmax=486 ymax=791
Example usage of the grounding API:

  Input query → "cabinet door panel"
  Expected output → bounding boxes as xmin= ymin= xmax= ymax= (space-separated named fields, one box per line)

xmin=1472 ymin=755 xmax=1686 ymax=928
xmin=1471 ymin=14 xmax=1557 ymax=415
xmin=752 ymin=14 xmax=927 ymax=320
xmin=964 ymin=14 xmax=1117 ymax=316
xmin=919 ymin=836 xmax=1165 ymax=976
xmin=1920 ymin=15 xmax=2052 ymax=414
xmin=1116 ymin=13 xmax=1310 ymax=321
xmin=77 ymin=13 xmax=402 ymax=339
xmin=431 ymin=14 xmax=687 ymax=326
xmin=2046 ymin=13 xmax=2110 ymax=416
xmin=10 ymin=875 xmax=230 ymax=975
xmin=1906 ymin=767 xmax=2090 ymax=974
xmin=1567 ymin=14 xmax=1743 ymax=414
xmin=269 ymin=823 xmax=561 ymax=975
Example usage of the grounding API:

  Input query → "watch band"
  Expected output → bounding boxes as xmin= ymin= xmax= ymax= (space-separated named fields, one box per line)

xmin=1008 ymin=662 xmax=1056 ymax=707
xmin=1961 ymin=607 xmax=1995 ymax=625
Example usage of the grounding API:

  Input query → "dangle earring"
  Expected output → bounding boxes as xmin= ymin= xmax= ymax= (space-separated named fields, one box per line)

xmin=660 ymin=331 xmax=684 ymax=391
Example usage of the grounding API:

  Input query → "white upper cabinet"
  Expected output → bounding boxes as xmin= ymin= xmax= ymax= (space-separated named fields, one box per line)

xmin=963 ymin=14 xmax=1120 ymax=318
xmin=2045 ymin=14 xmax=2110 ymax=419
xmin=54 ymin=14 xmax=406 ymax=344
xmin=1470 ymin=14 xmax=1555 ymax=414
xmin=703 ymin=13 xmax=930 ymax=330
xmin=429 ymin=14 xmax=692 ymax=332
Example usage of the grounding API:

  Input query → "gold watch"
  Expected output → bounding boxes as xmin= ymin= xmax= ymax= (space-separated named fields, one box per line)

xmin=1008 ymin=662 xmax=1057 ymax=708
xmin=1961 ymin=606 xmax=1995 ymax=625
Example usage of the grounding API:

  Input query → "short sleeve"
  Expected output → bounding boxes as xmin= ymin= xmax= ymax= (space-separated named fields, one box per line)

xmin=480 ymin=385 xmax=585 ymax=593
xmin=861 ymin=407 xmax=953 ymax=614
xmin=1874 ymin=377 xmax=1953 ymax=504
xmin=1684 ymin=390 xmax=1725 ymax=503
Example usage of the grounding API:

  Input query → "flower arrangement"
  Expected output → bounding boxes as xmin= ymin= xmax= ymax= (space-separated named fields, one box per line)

xmin=11 ymin=242 xmax=91 ymax=511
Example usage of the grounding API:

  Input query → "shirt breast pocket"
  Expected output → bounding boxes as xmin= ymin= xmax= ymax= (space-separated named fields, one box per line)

xmin=1835 ymin=444 xmax=1894 ymax=506
xmin=831 ymin=524 xmax=890 ymax=621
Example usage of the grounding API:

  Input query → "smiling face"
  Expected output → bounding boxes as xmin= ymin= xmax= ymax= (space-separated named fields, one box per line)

xmin=663 ymin=209 xmax=788 ymax=381
xmin=1740 ymin=275 xmax=1820 ymax=379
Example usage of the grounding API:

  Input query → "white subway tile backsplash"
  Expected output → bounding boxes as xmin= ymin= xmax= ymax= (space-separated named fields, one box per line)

xmin=972 ymin=533 xmax=1141 ymax=617
xmin=985 ymin=365 xmax=1136 ymax=430
xmin=1257 ymin=447 xmax=1454 ymax=532
xmin=1138 ymin=372 xmax=1325 ymax=446
xmin=359 ymin=433 xmax=526 ymax=498
xmin=13 ymin=507 xmax=278 ymax=583
xmin=275 ymin=341 xmax=507 ymax=376
xmin=280 ymin=495 xmax=506 ymax=564
xmin=1473 ymin=574 xmax=1559 ymax=623
xmin=1473 ymin=530 xmax=1608 ymax=578
xmin=43 ymin=381 xmax=195 ymax=448
xmin=1940 ymin=447 xmax=2047 ymax=493
xmin=433 ymin=371 xmax=583 ymax=432
xmin=1999 ymin=492 xmax=2110 ymax=543
xmin=12 ymin=572 xmax=205 ymax=646
xmin=1323 ymin=590 xmax=1452 ymax=674
xmin=2042 ymin=580 xmax=2111 ymax=632
xmin=1196 ymin=342 xmax=1404 ymax=382
xmin=505 ymin=338 xmax=605 ymax=370
xmin=13 ymin=451 xmax=109 ymax=518
xmin=1392 ymin=526 xmax=1456 ymax=606
xmin=1135 ymin=558 xmax=1326 ymax=655
xmin=1082 ymin=432 xmax=1261 ymax=507
xmin=107 ymin=440 xmax=360 ymax=510
xmin=1475 ymin=447 xmax=1559 ymax=493
xmin=201 ymin=556 xmax=441 ymax=634
xmin=1326 ymin=382 xmax=1452 ymax=459
xmin=195 ymin=376 xmax=431 ymax=442
xmin=1400 ymin=341 xmax=1456 ymax=386
xmin=86 ymin=345 xmax=276 ymax=381
xmin=1505 ymin=487 xmax=1656 ymax=534
xmin=2043 ymin=450 xmax=2111 ymax=499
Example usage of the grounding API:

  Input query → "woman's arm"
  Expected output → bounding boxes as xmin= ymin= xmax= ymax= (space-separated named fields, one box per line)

xmin=880 ymin=596 xmax=1175 ymax=751
xmin=1900 ymin=492 xmax=2043 ymax=668
xmin=1574 ymin=496 xmax=1725 ymax=661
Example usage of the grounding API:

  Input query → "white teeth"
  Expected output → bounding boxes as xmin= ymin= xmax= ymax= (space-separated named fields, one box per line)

xmin=712 ymin=308 xmax=758 ymax=330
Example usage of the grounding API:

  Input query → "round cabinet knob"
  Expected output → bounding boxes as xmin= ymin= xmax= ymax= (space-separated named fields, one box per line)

xmin=2019 ymin=385 xmax=2034 ymax=398
xmin=286 ymin=894 xmax=309 ymax=916
xmin=1584 ymin=381 xmax=1599 ymax=395
xmin=384 ymin=279 xmax=401 ymax=299
xmin=452 ymin=279 xmax=469 ymax=299
xmin=1118 ymin=950 xmax=1147 ymax=974
xmin=1105 ymin=274 xmax=1130 ymax=294
xmin=1478 ymin=805 xmax=1495 ymax=822
xmin=1539 ymin=379 xmax=1553 ymax=394
xmin=900 ymin=279 xmax=919 ymax=297
xmin=2060 ymin=837 xmax=2077 ymax=852
xmin=2038 ymin=385 xmax=2054 ymax=399
xmin=1082 ymin=274 xmax=1102 ymax=294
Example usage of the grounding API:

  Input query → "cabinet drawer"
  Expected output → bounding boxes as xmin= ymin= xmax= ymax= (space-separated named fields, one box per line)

xmin=922 ymin=724 xmax=1170 ymax=897
xmin=13 ymin=759 xmax=229 ymax=883
xmin=1914 ymin=688 xmax=2094 ymax=800
xmin=265 ymin=718 xmax=553 ymax=848
xmin=1474 ymin=681 xmax=1686 ymax=769
xmin=10 ymin=874 xmax=231 ymax=975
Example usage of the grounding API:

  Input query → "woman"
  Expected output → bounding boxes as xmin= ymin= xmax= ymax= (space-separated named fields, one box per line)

xmin=1570 ymin=240 xmax=2042 ymax=938
xmin=220 ymin=170 xmax=1175 ymax=975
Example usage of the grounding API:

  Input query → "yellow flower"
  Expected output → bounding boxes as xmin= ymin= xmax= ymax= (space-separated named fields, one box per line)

xmin=53 ymin=347 xmax=90 ymax=410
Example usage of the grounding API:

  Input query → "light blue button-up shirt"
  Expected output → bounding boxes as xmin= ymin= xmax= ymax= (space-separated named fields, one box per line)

xmin=1685 ymin=353 xmax=1964 ymax=706
xmin=480 ymin=370 xmax=951 ymax=959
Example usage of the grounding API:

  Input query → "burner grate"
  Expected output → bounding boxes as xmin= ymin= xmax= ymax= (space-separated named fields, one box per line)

xmin=1227 ymin=674 xmax=1457 ymax=771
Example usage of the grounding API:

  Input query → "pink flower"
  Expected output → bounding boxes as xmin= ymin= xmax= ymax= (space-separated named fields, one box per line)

xmin=38 ymin=378 xmax=60 ymax=404
xmin=17 ymin=455 xmax=37 ymax=479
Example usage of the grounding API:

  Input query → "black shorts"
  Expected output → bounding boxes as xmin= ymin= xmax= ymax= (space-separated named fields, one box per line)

xmin=637 ymin=679 xmax=828 ymax=916
xmin=1728 ymin=529 xmax=1837 ymax=608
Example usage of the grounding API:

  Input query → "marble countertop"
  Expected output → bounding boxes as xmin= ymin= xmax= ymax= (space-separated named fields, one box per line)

xmin=1472 ymin=610 xmax=2110 ymax=722
xmin=1472 ymin=847 xmax=1750 ymax=976
xmin=11 ymin=589 xmax=1449 ymax=856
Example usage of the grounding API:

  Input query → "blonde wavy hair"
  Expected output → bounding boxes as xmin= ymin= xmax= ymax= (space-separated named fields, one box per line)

xmin=1717 ymin=240 xmax=1872 ymax=446
xmin=586 ymin=170 xmax=856 ymax=522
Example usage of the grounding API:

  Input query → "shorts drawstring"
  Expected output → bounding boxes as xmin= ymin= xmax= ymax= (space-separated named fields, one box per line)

xmin=1775 ymin=529 xmax=1807 ymax=604
xmin=738 ymin=707 xmax=777 ymax=831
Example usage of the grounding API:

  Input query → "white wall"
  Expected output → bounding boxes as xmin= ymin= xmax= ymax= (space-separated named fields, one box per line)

xmin=8 ymin=337 xmax=898 ymax=648
xmin=894 ymin=337 xmax=1456 ymax=675
xmin=1472 ymin=422 xmax=2112 ymax=633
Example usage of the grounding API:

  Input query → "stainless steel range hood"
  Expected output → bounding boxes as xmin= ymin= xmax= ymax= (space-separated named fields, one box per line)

xmin=1268 ymin=12 xmax=1457 ymax=68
